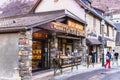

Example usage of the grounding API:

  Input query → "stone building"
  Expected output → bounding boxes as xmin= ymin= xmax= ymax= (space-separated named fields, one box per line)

xmin=0 ymin=0 xmax=118 ymax=80
xmin=90 ymin=0 xmax=120 ymax=53
xmin=81 ymin=0 xmax=117 ymax=63
xmin=0 ymin=0 xmax=87 ymax=79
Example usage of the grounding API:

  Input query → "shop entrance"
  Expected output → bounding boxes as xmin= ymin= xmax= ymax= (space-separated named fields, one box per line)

xmin=32 ymin=30 xmax=50 ymax=71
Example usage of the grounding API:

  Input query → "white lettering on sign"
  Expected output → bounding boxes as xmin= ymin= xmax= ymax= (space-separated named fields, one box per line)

xmin=51 ymin=22 xmax=85 ymax=36
xmin=54 ymin=25 xmax=64 ymax=31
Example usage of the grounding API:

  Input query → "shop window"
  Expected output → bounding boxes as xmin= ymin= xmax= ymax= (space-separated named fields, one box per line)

xmin=62 ymin=39 xmax=66 ymax=43
xmin=107 ymin=25 xmax=109 ymax=36
xmin=58 ymin=38 xmax=62 ymax=51
xmin=32 ymin=31 xmax=48 ymax=39
xmin=32 ymin=41 xmax=42 ymax=69
xmin=67 ymin=39 xmax=73 ymax=44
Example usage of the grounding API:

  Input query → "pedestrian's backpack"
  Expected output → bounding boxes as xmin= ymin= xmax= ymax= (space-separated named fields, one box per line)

xmin=106 ymin=53 xmax=111 ymax=60
xmin=106 ymin=56 xmax=109 ymax=60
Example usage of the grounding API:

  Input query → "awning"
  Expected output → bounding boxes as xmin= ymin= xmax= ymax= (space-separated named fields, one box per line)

xmin=57 ymin=35 xmax=81 ymax=40
xmin=86 ymin=38 xmax=102 ymax=45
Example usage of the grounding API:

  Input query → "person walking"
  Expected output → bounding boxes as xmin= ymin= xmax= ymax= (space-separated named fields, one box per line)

xmin=111 ymin=50 xmax=115 ymax=65
xmin=87 ymin=50 xmax=96 ymax=68
xmin=87 ymin=54 xmax=92 ymax=68
xmin=114 ymin=52 xmax=119 ymax=66
xmin=104 ymin=51 xmax=111 ymax=69
xmin=91 ymin=50 xmax=96 ymax=67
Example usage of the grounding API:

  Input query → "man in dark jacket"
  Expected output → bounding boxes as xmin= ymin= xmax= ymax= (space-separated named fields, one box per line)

xmin=87 ymin=50 xmax=96 ymax=68
xmin=113 ymin=52 xmax=119 ymax=66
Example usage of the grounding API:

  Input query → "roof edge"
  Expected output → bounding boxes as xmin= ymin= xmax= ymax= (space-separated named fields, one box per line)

xmin=0 ymin=26 xmax=28 ymax=33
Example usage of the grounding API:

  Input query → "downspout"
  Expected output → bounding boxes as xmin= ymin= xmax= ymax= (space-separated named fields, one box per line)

xmin=85 ymin=10 xmax=91 ymax=67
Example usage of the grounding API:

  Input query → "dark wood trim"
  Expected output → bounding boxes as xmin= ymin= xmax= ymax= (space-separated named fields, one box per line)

xmin=29 ymin=0 xmax=42 ymax=13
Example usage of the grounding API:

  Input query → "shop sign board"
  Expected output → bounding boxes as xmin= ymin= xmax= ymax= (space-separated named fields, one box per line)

xmin=50 ymin=22 xmax=85 ymax=36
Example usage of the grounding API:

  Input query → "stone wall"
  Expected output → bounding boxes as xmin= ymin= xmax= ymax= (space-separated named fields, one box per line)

xmin=18 ymin=30 xmax=32 ymax=80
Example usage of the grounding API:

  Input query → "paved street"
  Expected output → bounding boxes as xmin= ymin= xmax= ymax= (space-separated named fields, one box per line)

xmin=32 ymin=63 xmax=103 ymax=80
xmin=32 ymin=61 xmax=120 ymax=80
xmin=101 ymin=71 xmax=120 ymax=80
xmin=50 ymin=66 xmax=120 ymax=80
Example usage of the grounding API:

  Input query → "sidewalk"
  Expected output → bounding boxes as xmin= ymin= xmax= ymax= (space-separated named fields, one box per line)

xmin=32 ymin=63 xmax=103 ymax=80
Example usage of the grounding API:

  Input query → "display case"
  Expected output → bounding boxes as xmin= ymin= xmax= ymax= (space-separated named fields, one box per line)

xmin=60 ymin=55 xmax=82 ymax=68
xmin=32 ymin=41 xmax=42 ymax=69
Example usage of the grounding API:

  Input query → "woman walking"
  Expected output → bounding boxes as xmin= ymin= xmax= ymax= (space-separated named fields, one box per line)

xmin=104 ymin=51 xmax=111 ymax=69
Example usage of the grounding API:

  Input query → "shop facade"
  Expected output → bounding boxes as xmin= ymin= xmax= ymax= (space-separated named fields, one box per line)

xmin=32 ymin=0 xmax=87 ymax=70
xmin=86 ymin=37 xmax=101 ymax=63
xmin=0 ymin=10 xmax=86 ymax=80
xmin=25 ymin=18 xmax=86 ymax=79
xmin=24 ymin=18 xmax=86 ymax=79
xmin=32 ymin=29 xmax=50 ymax=71
xmin=31 ymin=17 xmax=86 ymax=70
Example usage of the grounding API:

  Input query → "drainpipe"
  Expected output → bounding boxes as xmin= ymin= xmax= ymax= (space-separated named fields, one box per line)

xmin=101 ymin=20 xmax=105 ymax=67
xmin=84 ymin=10 xmax=89 ymax=66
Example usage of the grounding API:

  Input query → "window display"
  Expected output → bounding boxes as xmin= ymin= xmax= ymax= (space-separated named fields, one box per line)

xmin=32 ymin=41 xmax=42 ymax=69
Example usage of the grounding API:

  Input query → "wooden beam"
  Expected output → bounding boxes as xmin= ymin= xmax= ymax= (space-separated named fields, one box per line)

xmin=29 ymin=0 xmax=42 ymax=13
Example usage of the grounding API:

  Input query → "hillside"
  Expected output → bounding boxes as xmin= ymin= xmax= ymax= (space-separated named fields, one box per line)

xmin=90 ymin=0 xmax=120 ymax=14
xmin=0 ymin=0 xmax=38 ymax=18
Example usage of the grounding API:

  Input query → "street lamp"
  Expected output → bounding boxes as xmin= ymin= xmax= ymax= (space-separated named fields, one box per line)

xmin=101 ymin=20 xmax=105 ymax=67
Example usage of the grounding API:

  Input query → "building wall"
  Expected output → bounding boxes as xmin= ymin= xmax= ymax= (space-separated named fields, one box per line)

xmin=35 ymin=0 xmax=85 ymax=20
xmin=109 ymin=26 xmax=113 ymax=39
xmin=86 ymin=13 xmax=94 ymax=35
xmin=115 ymin=46 xmax=120 ymax=53
xmin=104 ymin=24 xmax=107 ymax=36
xmin=0 ymin=33 xmax=20 ymax=79
xmin=104 ymin=23 xmax=117 ymax=50
xmin=114 ymin=29 xmax=117 ymax=41
xmin=95 ymin=18 xmax=101 ymax=36
xmin=86 ymin=13 xmax=101 ymax=37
